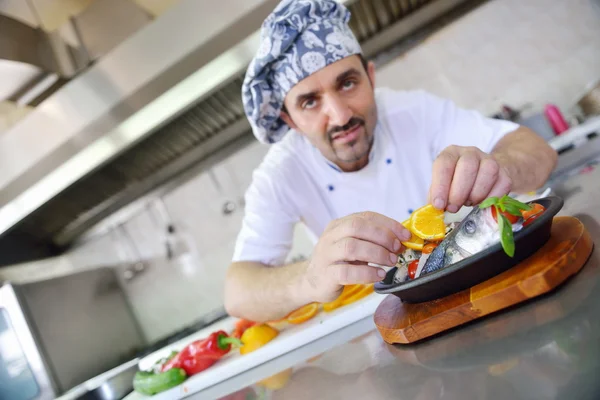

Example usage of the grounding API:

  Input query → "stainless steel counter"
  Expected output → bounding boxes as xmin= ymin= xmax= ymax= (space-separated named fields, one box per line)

xmin=199 ymin=160 xmax=600 ymax=400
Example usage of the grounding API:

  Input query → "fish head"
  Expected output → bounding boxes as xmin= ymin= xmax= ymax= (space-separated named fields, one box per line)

xmin=452 ymin=206 xmax=501 ymax=256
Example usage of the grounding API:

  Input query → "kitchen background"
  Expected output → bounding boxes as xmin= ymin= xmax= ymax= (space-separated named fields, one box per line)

xmin=1 ymin=0 xmax=600 ymax=344
xmin=0 ymin=0 xmax=599 ymax=394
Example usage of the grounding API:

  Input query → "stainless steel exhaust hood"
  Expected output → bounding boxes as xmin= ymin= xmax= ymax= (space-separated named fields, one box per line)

xmin=0 ymin=0 xmax=479 ymax=265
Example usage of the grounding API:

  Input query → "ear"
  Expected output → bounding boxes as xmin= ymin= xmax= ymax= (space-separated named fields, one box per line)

xmin=367 ymin=60 xmax=376 ymax=87
xmin=280 ymin=109 xmax=298 ymax=131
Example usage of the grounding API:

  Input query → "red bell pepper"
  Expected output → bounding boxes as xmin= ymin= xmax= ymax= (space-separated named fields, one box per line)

xmin=161 ymin=330 xmax=242 ymax=376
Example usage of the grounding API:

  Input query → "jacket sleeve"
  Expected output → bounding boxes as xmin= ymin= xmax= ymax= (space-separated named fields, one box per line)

xmin=231 ymin=152 xmax=300 ymax=267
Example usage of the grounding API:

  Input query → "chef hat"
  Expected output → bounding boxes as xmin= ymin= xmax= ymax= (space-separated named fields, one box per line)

xmin=241 ymin=0 xmax=362 ymax=144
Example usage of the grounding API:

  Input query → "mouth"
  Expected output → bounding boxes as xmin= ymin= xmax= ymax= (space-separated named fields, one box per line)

xmin=331 ymin=124 xmax=361 ymax=144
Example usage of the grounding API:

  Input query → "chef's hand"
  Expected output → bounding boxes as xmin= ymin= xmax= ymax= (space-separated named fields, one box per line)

xmin=428 ymin=145 xmax=512 ymax=213
xmin=303 ymin=212 xmax=411 ymax=303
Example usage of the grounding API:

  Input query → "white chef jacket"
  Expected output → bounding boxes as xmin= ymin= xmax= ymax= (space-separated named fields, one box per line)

xmin=232 ymin=88 xmax=519 ymax=266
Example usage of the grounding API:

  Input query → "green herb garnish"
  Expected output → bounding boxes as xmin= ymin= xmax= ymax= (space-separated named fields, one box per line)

xmin=479 ymin=195 xmax=532 ymax=258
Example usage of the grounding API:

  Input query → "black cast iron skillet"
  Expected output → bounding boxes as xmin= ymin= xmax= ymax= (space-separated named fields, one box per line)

xmin=374 ymin=196 xmax=564 ymax=303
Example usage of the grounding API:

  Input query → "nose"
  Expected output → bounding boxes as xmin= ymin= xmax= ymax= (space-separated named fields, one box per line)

xmin=324 ymin=94 xmax=352 ymax=127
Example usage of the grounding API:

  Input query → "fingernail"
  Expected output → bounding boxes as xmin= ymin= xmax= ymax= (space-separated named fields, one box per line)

xmin=377 ymin=269 xmax=386 ymax=278
xmin=433 ymin=197 xmax=444 ymax=209
xmin=401 ymin=229 xmax=412 ymax=241
xmin=447 ymin=204 xmax=459 ymax=213
xmin=393 ymin=239 xmax=400 ymax=252
xmin=390 ymin=253 xmax=398 ymax=265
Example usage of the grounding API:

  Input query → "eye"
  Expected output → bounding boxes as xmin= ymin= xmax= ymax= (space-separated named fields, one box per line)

xmin=463 ymin=220 xmax=477 ymax=235
xmin=302 ymin=98 xmax=317 ymax=110
xmin=341 ymin=80 xmax=356 ymax=91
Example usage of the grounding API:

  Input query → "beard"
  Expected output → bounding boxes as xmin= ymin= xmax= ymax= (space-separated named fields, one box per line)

xmin=327 ymin=116 xmax=373 ymax=163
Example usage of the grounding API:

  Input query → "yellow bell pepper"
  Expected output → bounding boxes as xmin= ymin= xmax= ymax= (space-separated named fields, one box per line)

xmin=240 ymin=324 xmax=279 ymax=355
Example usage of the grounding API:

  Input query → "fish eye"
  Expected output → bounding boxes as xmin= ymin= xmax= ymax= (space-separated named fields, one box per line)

xmin=463 ymin=220 xmax=476 ymax=235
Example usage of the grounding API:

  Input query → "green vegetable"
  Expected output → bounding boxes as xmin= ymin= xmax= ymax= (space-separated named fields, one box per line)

xmin=133 ymin=368 xmax=187 ymax=396
xmin=479 ymin=195 xmax=532 ymax=258
xmin=498 ymin=213 xmax=515 ymax=257
xmin=478 ymin=197 xmax=499 ymax=209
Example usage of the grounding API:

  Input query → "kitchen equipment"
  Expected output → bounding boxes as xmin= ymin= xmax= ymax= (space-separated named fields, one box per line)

xmin=577 ymin=80 xmax=600 ymax=117
xmin=544 ymin=104 xmax=570 ymax=135
xmin=78 ymin=359 xmax=140 ymax=400
xmin=0 ymin=284 xmax=55 ymax=400
xmin=0 ymin=267 xmax=145 ymax=399
xmin=374 ymin=196 xmax=564 ymax=303
xmin=374 ymin=215 xmax=593 ymax=344
xmin=518 ymin=112 xmax=557 ymax=142
xmin=491 ymin=103 xmax=532 ymax=122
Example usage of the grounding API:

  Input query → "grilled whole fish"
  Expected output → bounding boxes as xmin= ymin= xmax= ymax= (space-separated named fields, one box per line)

xmin=420 ymin=206 xmax=523 ymax=276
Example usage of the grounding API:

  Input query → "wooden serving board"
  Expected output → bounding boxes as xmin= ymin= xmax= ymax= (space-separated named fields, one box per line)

xmin=374 ymin=216 xmax=594 ymax=344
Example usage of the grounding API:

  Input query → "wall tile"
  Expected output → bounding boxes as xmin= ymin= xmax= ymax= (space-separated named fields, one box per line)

xmin=123 ymin=210 xmax=164 ymax=260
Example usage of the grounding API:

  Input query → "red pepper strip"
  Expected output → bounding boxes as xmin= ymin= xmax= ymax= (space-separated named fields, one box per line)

xmin=231 ymin=319 xmax=256 ymax=339
xmin=491 ymin=206 xmax=520 ymax=224
xmin=408 ymin=260 xmax=419 ymax=280
xmin=521 ymin=203 xmax=545 ymax=220
xmin=162 ymin=330 xmax=242 ymax=376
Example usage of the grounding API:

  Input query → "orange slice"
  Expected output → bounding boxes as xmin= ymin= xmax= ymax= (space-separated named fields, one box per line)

xmin=286 ymin=302 xmax=320 ymax=324
xmin=409 ymin=204 xmax=446 ymax=241
xmin=265 ymin=314 xmax=288 ymax=330
xmin=340 ymin=284 xmax=374 ymax=306
xmin=400 ymin=218 xmax=424 ymax=251
xmin=323 ymin=284 xmax=362 ymax=312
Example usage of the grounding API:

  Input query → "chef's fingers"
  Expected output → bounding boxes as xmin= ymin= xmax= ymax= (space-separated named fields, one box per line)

xmin=487 ymin=169 xmax=513 ymax=199
xmin=429 ymin=147 xmax=460 ymax=210
xmin=338 ymin=212 xmax=411 ymax=246
xmin=357 ymin=212 xmax=411 ymax=243
xmin=330 ymin=237 xmax=398 ymax=267
xmin=468 ymin=157 xmax=500 ymax=205
xmin=333 ymin=263 xmax=386 ymax=285
xmin=447 ymin=152 xmax=480 ymax=212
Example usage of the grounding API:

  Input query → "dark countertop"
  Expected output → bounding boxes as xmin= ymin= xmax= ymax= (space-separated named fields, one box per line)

xmin=205 ymin=153 xmax=600 ymax=400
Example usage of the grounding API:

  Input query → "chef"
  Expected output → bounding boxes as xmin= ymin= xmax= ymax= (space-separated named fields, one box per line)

xmin=224 ymin=0 xmax=557 ymax=322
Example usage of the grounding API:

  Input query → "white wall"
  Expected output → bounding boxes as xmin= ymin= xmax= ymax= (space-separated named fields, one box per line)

xmin=5 ymin=0 xmax=599 ymax=343
xmin=375 ymin=0 xmax=600 ymax=118
xmin=57 ymin=140 xmax=315 ymax=343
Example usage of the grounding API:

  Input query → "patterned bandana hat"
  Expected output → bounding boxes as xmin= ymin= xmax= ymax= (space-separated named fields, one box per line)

xmin=241 ymin=0 xmax=362 ymax=144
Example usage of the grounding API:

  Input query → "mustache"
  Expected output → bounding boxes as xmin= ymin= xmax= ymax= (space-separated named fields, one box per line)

xmin=327 ymin=117 xmax=365 ymax=140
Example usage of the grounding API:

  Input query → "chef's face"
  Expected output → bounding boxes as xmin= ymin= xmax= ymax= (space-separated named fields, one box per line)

xmin=281 ymin=55 xmax=378 ymax=172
